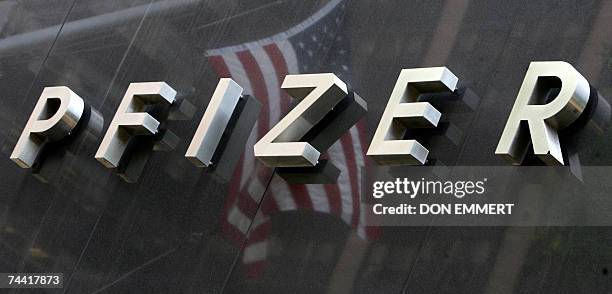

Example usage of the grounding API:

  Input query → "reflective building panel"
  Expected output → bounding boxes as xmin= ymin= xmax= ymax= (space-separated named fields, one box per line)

xmin=0 ymin=0 xmax=611 ymax=293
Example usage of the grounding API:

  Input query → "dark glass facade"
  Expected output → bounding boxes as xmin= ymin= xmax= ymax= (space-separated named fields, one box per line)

xmin=0 ymin=0 xmax=611 ymax=293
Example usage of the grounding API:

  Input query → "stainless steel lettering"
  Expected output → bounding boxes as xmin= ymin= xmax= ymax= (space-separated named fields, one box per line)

xmin=495 ymin=61 xmax=590 ymax=165
xmin=367 ymin=67 xmax=458 ymax=165
xmin=186 ymin=78 xmax=243 ymax=167
xmin=95 ymin=82 xmax=176 ymax=168
xmin=11 ymin=86 xmax=85 ymax=168
xmin=254 ymin=73 xmax=348 ymax=167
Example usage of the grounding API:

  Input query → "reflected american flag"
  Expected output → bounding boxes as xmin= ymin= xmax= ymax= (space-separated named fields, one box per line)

xmin=205 ymin=0 xmax=375 ymax=278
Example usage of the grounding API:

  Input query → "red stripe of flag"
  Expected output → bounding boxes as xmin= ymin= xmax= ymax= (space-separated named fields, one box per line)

xmin=208 ymin=55 xmax=231 ymax=78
